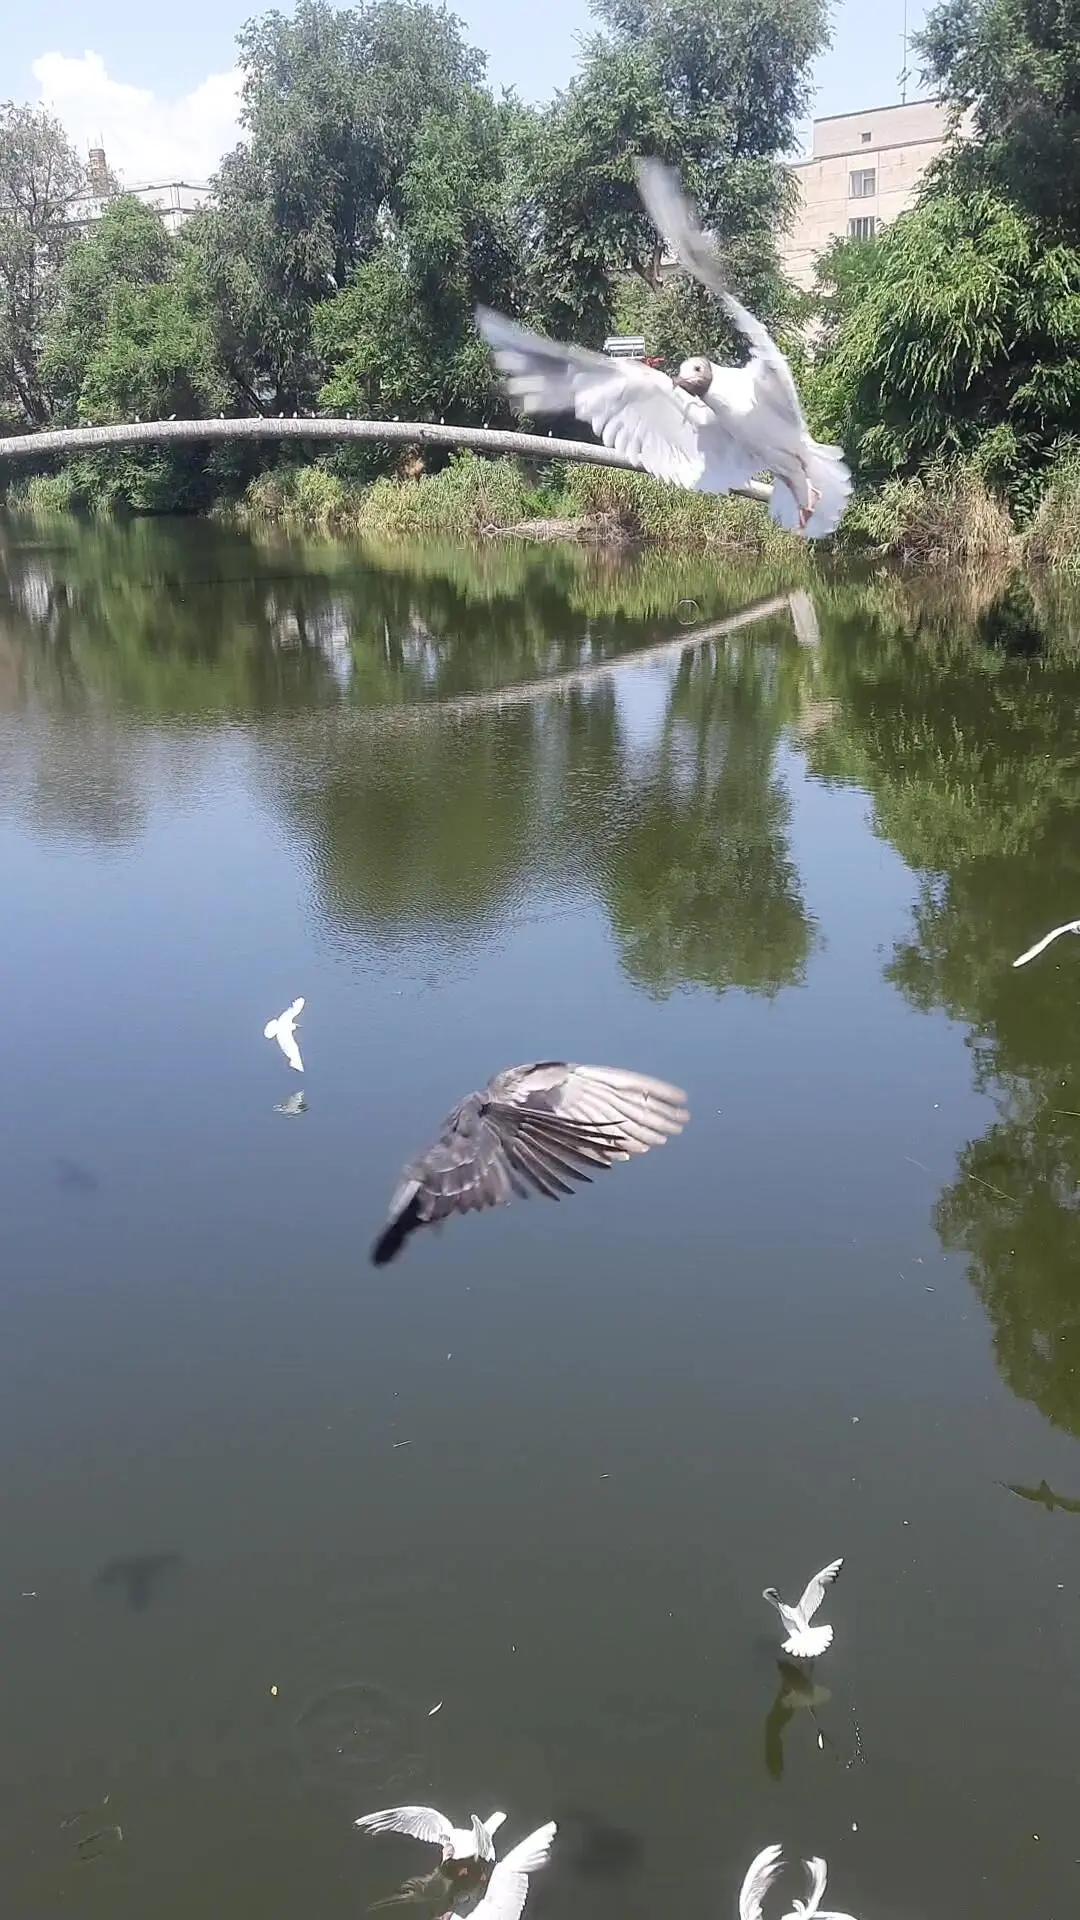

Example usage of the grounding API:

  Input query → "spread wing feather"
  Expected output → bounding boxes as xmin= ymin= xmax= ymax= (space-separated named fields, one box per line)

xmin=476 ymin=306 xmax=711 ymax=489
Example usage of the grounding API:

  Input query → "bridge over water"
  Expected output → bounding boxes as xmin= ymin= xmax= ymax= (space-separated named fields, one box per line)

xmin=0 ymin=415 xmax=771 ymax=506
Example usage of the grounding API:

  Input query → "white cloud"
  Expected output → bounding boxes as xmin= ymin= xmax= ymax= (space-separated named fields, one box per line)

xmin=31 ymin=51 xmax=243 ymax=186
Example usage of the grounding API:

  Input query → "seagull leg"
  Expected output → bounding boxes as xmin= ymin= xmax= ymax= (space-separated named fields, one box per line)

xmin=797 ymin=459 xmax=822 ymax=531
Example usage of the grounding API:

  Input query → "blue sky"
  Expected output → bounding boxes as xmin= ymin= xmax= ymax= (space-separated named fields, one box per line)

xmin=3 ymin=0 xmax=930 ymax=187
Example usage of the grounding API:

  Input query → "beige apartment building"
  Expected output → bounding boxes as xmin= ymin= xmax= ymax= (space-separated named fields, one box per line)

xmin=779 ymin=99 xmax=953 ymax=289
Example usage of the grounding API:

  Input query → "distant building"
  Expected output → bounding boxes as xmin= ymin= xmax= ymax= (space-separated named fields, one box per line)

xmin=779 ymin=99 xmax=955 ymax=289
xmin=66 ymin=145 xmax=214 ymax=236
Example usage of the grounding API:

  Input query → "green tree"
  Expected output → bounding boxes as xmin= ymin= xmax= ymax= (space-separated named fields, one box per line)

xmin=811 ymin=189 xmax=1080 ymax=498
xmin=191 ymin=0 xmax=486 ymax=412
xmin=315 ymin=89 xmax=525 ymax=430
xmin=39 ymin=198 xmax=228 ymax=510
xmin=0 ymin=103 xmax=87 ymax=428
xmin=918 ymin=0 xmax=1080 ymax=238
xmin=521 ymin=0 xmax=829 ymax=343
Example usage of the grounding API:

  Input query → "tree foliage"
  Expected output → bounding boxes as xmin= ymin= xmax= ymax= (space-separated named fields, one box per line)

xmin=188 ymin=0 xmax=487 ymax=411
xmin=812 ymin=190 xmax=1080 ymax=499
xmin=918 ymin=0 xmax=1080 ymax=238
xmin=39 ymin=198 xmax=228 ymax=509
xmin=522 ymin=0 xmax=828 ymax=344
xmin=315 ymin=89 xmax=524 ymax=429
xmin=0 ymin=103 xmax=87 ymax=428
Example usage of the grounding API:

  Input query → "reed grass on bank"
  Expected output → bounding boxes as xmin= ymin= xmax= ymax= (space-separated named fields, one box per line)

xmin=15 ymin=445 xmax=1080 ymax=572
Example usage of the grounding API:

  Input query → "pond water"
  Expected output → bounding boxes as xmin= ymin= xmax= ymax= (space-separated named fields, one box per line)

xmin=1 ymin=516 xmax=1079 ymax=1920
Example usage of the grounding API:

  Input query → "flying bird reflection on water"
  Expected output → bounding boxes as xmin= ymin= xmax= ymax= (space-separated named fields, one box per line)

xmin=764 ymin=1659 xmax=835 ymax=1780
xmin=779 ymin=1856 xmax=859 ymax=1920
xmin=93 ymin=1551 xmax=182 ymax=1612
xmin=1012 ymin=918 xmax=1080 ymax=967
xmin=274 ymin=1091 xmax=309 ymax=1117
xmin=787 ymin=590 xmax=820 ymax=647
xmin=264 ymin=997 xmax=305 ymax=1072
xmin=763 ymin=1558 xmax=843 ymax=1659
xmin=477 ymin=161 xmax=850 ymax=538
xmin=1000 ymin=1477 xmax=1080 ymax=1514
xmin=739 ymin=1845 xmax=784 ymax=1920
xmin=371 ymin=1064 xmax=689 ymax=1265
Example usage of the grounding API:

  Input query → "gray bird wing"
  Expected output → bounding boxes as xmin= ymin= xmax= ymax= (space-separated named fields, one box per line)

xmin=739 ymin=1845 xmax=785 ymax=1920
xmin=796 ymin=1558 xmax=844 ymax=1623
xmin=635 ymin=159 xmax=806 ymax=428
xmin=475 ymin=306 xmax=714 ymax=488
xmin=355 ymin=1807 xmax=456 ymax=1850
xmin=470 ymin=1824 xmax=556 ymax=1920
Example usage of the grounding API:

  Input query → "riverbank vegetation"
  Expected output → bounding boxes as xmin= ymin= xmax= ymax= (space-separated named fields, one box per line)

xmin=1 ymin=0 xmax=1079 ymax=564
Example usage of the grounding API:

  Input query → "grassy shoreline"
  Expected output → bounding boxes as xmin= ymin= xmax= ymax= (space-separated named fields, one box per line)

xmin=7 ymin=449 xmax=1080 ymax=568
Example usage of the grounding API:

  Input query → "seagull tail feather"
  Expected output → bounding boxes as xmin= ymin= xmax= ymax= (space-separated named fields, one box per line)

xmin=770 ymin=442 xmax=852 ymax=539
xmin=782 ymin=1623 xmax=833 ymax=1658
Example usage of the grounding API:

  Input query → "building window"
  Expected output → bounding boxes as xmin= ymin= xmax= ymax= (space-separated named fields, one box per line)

xmin=849 ymin=168 xmax=876 ymax=197
xmin=861 ymin=131 xmax=872 ymax=143
xmin=848 ymin=216 xmax=877 ymax=240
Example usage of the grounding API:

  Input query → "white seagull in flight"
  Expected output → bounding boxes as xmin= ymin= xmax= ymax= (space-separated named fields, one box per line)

xmin=264 ymin=997 xmax=305 ymax=1073
xmin=762 ymin=1557 xmax=843 ymax=1658
xmin=477 ymin=160 xmax=851 ymax=538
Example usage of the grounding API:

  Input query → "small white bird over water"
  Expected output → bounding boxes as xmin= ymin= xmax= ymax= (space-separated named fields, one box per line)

xmin=739 ymin=1845 xmax=784 ymax=1920
xmin=476 ymin=160 xmax=851 ymax=538
xmin=763 ymin=1558 xmax=843 ymax=1658
xmin=780 ymin=1855 xmax=859 ymax=1920
xmin=264 ymin=997 xmax=305 ymax=1073
xmin=354 ymin=1807 xmax=506 ymax=1865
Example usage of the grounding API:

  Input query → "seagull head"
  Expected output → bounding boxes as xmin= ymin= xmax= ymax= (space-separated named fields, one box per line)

xmin=674 ymin=355 xmax=712 ymax=396
xmin=762 ymin=1585 xmax=781 ymax=1606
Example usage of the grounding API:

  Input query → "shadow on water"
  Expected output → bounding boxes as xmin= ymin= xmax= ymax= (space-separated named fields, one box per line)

xmin=93 ymin=1552 xmax=184 ymax=1613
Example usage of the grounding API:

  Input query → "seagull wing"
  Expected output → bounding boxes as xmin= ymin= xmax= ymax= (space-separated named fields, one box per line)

xmin=796 ymin=1558 xmax=844 ymax=1622
xmin=471 ymin=1816 xmax=497 ymax=1864
xmin=476 ymin=306 xmax=714 ymax=489
xmin=635 ymin=159 xmax=805 ymax=428
xmin=355 ymin=1808 xmax=457 ymax=1851
xmin=279 ymin=1026 xmax=304 ymax=1073
xmin=469 ymin=1823 xmax=556 ymax=1920
xmin=739 ymin=1844 xmax=784 ymax=1920
xmin=802 ymin=1858 xmax=828 ymax=1915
